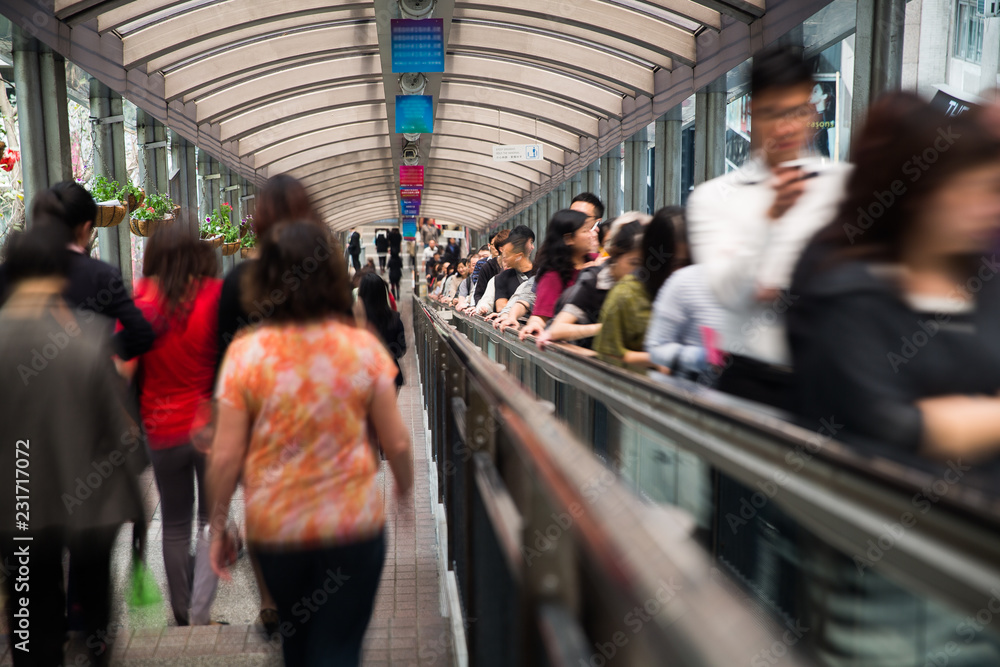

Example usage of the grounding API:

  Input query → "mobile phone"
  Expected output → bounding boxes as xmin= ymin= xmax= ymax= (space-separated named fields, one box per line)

xmin=778 ymin=158 xmax=821 ymax=181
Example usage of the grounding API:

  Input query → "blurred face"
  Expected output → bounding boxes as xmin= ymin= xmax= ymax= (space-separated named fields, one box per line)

xmin=610 ymin=249 xmax=642 ymax=281
xmin=566 ymin=221 xmax=598 ymax=255
xmin=913 ymin=161 xmax=1000 ymax=256
xmin=751 ymin=84 xmax=816 ymax=167
xmin=501 ymin=245 xmax=531 ymax=273
xmin=571 ymin=201 xmax=602 ymax=231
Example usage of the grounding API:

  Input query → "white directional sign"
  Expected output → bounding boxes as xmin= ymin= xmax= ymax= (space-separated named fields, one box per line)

xmin=493 ymin=144 xmax=544 ymax=162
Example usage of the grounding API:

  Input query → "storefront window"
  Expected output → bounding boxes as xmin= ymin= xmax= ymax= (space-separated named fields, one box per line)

xmin=955 ymin=0 xmax=985 ymax=63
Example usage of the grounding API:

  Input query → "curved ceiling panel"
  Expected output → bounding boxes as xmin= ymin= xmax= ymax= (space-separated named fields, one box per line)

xmin=30 ymin=0 xmax=826 ymax=230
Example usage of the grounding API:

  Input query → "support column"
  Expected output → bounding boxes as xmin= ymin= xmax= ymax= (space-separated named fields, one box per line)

xmin=556 ymin=183 xmax=569 ymax=211
xmin=694 ymin=75 xmax=726 ymax=186
xmin=568 ymin=171 xmax=583 ymax=199
xmin=583 ymin=160 xmax=600 ymax=199
xmin=624 ymin=126 xmax=650 ymax=213
xmin=601 ymin=147 xmax=622 ymax=219
xmin=526 ymin=204 xmax=536 ymax=242
xmin=137 ymin=110 xmax=168 ymax=196
xmin=980 ymin=17 xmax=1000 ymax=93
xmin=169 ymin=132 xmax=197 ymax=215
xmin=852 ymin=0 xmax=906 ymax=131
xmin=90 ymin=79 xmax=132 ymax=288
xmin=14 ymin=29 xmax=72 ymax=220
xmin=654 ymin=105 xmax=683 ymax=209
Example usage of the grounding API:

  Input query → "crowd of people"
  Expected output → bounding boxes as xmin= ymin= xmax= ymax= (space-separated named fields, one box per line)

xmin=0 ymin=175 xmax=413 ymax=666
xmin=425 ymin=45 xmax=1000 ymax=466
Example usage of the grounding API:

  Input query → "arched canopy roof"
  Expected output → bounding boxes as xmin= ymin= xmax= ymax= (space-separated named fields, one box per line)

xmin=5 ymin=0 xmax=832 ymax=231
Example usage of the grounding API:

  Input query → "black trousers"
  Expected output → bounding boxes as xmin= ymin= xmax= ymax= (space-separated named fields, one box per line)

xmin=1 ymin=524 xmax=121 ymax=667
xmin=715 ymin=354 xmax=794 ymax=412
xmin=256 ymin=532 xmax=385 ymax=667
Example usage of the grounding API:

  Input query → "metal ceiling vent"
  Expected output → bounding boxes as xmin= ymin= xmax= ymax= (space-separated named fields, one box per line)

xmin=399 ymin=72 xmax=427 ymax=95
xmin=402 ymin=141 xmax=420 ymax=165
xmin=398 ymin=0 xmax=435 ymax=19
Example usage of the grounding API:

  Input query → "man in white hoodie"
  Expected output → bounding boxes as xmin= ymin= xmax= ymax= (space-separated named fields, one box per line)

xmin=687 ymin=46 xmax=850 ymax=409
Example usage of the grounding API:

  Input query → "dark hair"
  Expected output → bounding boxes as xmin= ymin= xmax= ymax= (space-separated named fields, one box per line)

xmin=509 ymin=224 xmax=535 ymax=243
xmin=31 ymin=181 xmax=97 ymax=232
xmin=244 ymin=220 xmax=353 ymax=323
xmin=816 ymin=92 xmax=1000 ymax=269
xmin=491 ymin=229 xmax=511 ymax=252
xmin=456 ymin=258 xmax=469 ymax=268
xmin=358 ymin=273 xmax=398 ymax=351
xmin=478 ymin=244 xmax=490 ymax=254
xmin=143 ymin=213 xmax=219 ymax=319
xmin=254 ymin=174 xmax=324 ymax=239
xmin=606 ymin=220 xmax=644 ymax=259
xmin=533 ymin=209 xmax=590 ymax=286
xmin=4 ymin=224 xmax=74 ymax=285
xmin=572 ymin=192 xmax=605 ymax=220
xmin=641 ymin=208 xmax=680 ymax=298
xmin=597 ymin=218 xmax=614 ymax=247
xmin=751 ymin=46 xmax=813 ymax=96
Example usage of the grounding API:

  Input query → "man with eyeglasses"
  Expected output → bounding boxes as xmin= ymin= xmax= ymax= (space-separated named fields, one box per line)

xmin=687 ymin=46 xmax=850 ymax=410
xmin=570 ymin=192 xmax=604 ymax=236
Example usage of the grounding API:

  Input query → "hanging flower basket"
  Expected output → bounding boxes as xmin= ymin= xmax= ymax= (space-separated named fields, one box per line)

xmin=127 ymin=191 xmax=146 ymax=211
xmin=240 ymin=246 xmax=252 ymax=259
xmin=94 ymin=202 xmax=127 ymax=228
xmin=0 ymin=140 xmax=6 ymax=160
xmin=129 ymin=214 xmax=173 ymax=238
xmin=221 ymin=240 xmax=241 ymax=256
xmin=201 ymin=234 xmax=223 ymax=249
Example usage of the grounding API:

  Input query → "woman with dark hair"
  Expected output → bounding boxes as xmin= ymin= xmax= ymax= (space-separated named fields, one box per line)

xmin=593 ymin=209 xmax=678 ymax=364
xmin=217 ymin=174 xmax=325 ymax=362
xmin=790 ymin=92 xmax=1000 ymax=458
xmin=0 ymin=223 xmax=145 ymax=667
xmin=2 ymin=181 xmax=155 ymax=359
xmin=388 ymin=250 xmax=403 ymax=300
xmin=645 ymin=206 xmax=728 ymax=381
xmin=537 ymin=212 xmax=649 ymax=350
xmin=118 ymin=215 xmax=222 ymax=626
xmin=356 ymin=272 xmax=406 ymax=388
xmin=207 ymin=221 xmax=413 ymax=667
xmin=519 ymin=209 xmax=597 ymax=340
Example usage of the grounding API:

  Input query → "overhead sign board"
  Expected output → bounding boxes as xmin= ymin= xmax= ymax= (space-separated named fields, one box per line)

xmin=396 ymin=95 xmax=434 ymax=134
xmin=402 ymin=218 xmax=417 ymax=240
xmin=400 ymin=187 xmax=422 ymax=199
xmin=391 ymin=19 xmax=445 ymax=73
xmin=492 ymin=144 xmax=544 ymax=162
xmin=401 ymin=199 xmax=421 ymax=216
xmin=399 ymin=165 xmax=424 ymax=187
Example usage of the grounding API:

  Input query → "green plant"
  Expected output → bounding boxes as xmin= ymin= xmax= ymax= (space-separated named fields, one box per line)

xmin=90 ymin=175 xmax=119 ymax=203
xmin=241 ymin=227 xmax=256 ymax=248
xmin=202 ymin=202 xmax=237 ymax=241
xmin=131 ymin=193 xmax=174 ymax=221
xmin=116 ymin=180 xmax=143 ymax=203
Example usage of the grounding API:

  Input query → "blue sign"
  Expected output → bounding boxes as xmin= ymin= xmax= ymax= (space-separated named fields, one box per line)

xmin=402 ymin=219 xmax=417 ymax=240
xmin=391 ymin=19 xmax=445 ymax=73
xmin=395 ymin=95 xmax=434 ymax=134
xmin=402 ymin=198 xmax=421 ymax=216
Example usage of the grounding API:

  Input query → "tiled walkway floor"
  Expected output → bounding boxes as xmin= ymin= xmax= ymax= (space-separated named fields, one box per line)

xmin=0 ymin=278 xmax=456 ymax=666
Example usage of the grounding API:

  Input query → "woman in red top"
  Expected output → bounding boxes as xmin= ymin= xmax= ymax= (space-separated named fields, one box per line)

xmin=519 ymin=209 xmax=597 ymax=342
xmin=122 ymin=216 xmax=222 ymax=625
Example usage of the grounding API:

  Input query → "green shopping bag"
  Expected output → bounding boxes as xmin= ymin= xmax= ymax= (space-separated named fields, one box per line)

xmin=127 ymin=518 xmax=165 ymax=628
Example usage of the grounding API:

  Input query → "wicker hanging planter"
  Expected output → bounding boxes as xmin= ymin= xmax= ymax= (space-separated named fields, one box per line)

xmin=240 ymin=246 xmax=252 ymax=259
xmin=0 ymin=140 xmax=6 ymax=160
xmin=126 ymin=191 xmax=145 ymax=211
xmin=94 ymin=202 xmax=127 ymax=228
xmin=201 ymin=234 xmax=223 ymax=249
xmin=221 ymin=240 xmax=241 ymax=256
xmin=129 ymin=213 xmax=173 ymax=238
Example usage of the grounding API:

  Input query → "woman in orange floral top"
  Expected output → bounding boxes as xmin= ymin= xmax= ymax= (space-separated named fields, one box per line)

xmin=207 ymin=220 xmax=413 ymax=666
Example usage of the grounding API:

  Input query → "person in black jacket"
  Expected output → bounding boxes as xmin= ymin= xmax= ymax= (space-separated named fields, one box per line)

xmin=348 ymin=227 xmax=362 ymax=273
xmin=387 ymin=227 xmax=402 ymax=256
xmin=356 ymin=273 xmax=406 ymax=388
xmin=387 ymin=253 xmax=403 ymax=300
xmin=790 ymin=93 xmax=1000 ymax=461
xmin=374 ymin=230 xmax=389 ymax=273
xmin=3 ymin=181 xmax=155 ymax=361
